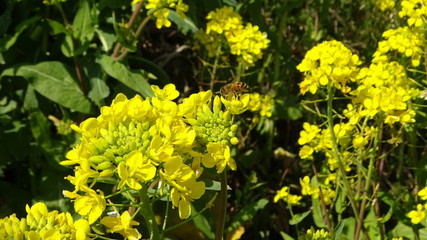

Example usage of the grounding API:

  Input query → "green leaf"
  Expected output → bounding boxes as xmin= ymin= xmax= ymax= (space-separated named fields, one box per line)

xmin=88 ymin=77 xmax=110 ymax=106
xmin=334 ymin=218 xmax=355 ymax=239
xmin=280 ymin=231 xmax=295 ymax=240
xmin=168 ymin=10 xmax=198 ymax=34
xmin=61 ymin=35 xmax=74 ymax=57
xmin=192 ymin=205 xmax=215 ymax=239
xmin=46 ymin=19 xmax=68 ymax=35
xmin=0 ymin=5 xmax=13 ymax=36
xmin=73 ymin=0 xmax=94 ymax=44
xmin=312 ymin=197 xmax=327 ymax=228
xmin=0 ymin=16 xmax=41 ymax=52
xmin=225 ymin=198 xmax=268 ymax=232
xmin=29 ymin=110 xmax=52 ymax=151
xmin=203 ymin=180 xmax=221 ymax=191
xmin=2 ymin=62 xmax=93 ymax=113
xmin=95 ymin=28 xmax=116 ymax=52
xmin=390 ymin=222 xmax=427 ymax=239
xmin=289 ymin=210 xmax=311 ymax=225
xmin=98 ymin=55 xmax=154 ymax=98
xmin=128 ymin=56 xmax=170 ymax=85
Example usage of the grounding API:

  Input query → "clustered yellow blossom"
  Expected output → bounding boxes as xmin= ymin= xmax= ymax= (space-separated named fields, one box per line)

xmin=298 ymin=227 xmax=331 ymax=240
xmin=298 ymin=122 xmax=356 ymax=171
xmin=300 ymin=176 xmax=336 ymax=205
xmin=373 ymin=27 xmax=424 ymax=67
xmin=399 ymin=0 xmax=427 ymax=27
xmin=408 ymin=186 xmax=427 ymax=224
xmin=373 ymin=0 xmax=395 ymax=11
xmin=60 ymin=83 xmax=249 ymax=227
xmin=350 ymin=61 xmax=419 ymax=124
xmin=195 ymin=6 xmax=270 ymax=66
xmin=0 ymin=202 xmax=90 ymax=240
xmin=274 ymin=186 xmax=302 ymax=205
xmin=297 ymin=40 xmax=361 ymax=95
xmin=132 ymin=0 xmax=189 ymax=29
xmin=247 ymin=93 xmax=274 ymax=117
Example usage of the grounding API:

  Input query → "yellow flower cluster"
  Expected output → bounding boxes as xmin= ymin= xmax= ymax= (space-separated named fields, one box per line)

xmin=373 ymin=0 xmax=395 ymax=11
xmin=300 ymin=175 xmax=336 ymax=205
xmin=373 ymin=27 xmax=424 ymax=67
xmin=408 ymin=186 xmax=427 ymax=224
xmin=399 ymin=0 xmax=427 ymax=27
xmin=297 ymin=40 xmax=361 ymax=95
xmin=247 ymin=93 xmax=274 ymax=117
xmin=61 ymin=83 xmax=246 ymax=224
xmin=350 ymin=61 xmax=419 ymax=125
xmin=298 ymin=122 xmax=356 ymax=170
xmin=298 ymin=227 xmax=331 ymax=240
xmin=195 ymin=6 xmax=270 ymax=66
xmin=132 ymin=0 xmax=189 ymax=29
xmin=274 ymin=186 xmax=302 ymax=205
xmin=0 ymin=202 xmax=90 ymax=240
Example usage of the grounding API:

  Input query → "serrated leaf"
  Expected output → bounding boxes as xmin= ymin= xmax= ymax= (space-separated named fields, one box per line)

xmin=98 ymin=55 xmax=153 ymax=97
xmin=2 ymin=62 xmax=93 ymax=113
xmin=225 ymin=198 xmax=268 ymax=232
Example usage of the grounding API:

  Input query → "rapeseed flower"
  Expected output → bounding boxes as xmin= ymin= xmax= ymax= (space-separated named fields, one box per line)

xmin=196 ymin=6 xmax=269 ymax=66
xmin=373 ymin=27 xmax=424 ymax=66
xmin=101 ymin=211 xmax=142 ymax=240
xmin=298 ymin=227 xmax=331 ymax=240
xmin=408 ymin=204 xmax=426 ymax=224
xmin=0 ymin=202 xmax=90 ymax=240
xmin=399 ymin=0 xmax=427 ymax=27
xmin=62 ymin=83 xmax=243 ymax=222
xmin=274 ymin=186 xmax=302 ymax=205
xmin=297 ymin=40 xmax=361 ymax=95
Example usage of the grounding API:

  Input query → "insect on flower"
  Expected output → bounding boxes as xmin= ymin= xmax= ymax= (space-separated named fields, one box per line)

xmin=220 ymin=82 xmax=249 ymax=97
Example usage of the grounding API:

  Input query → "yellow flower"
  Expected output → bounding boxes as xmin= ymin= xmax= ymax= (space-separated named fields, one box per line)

xmin=399 ymin=0 xmax=427 ymax=27
xmin=117 ymin=151 xmax=157 ymax=190
xmin=72 ymin=187 xmax=106 ymax=224
xmin=152 ymin=83 xmax=180 ymax=101
xmin=101 ymin=211 xmax=142 ymax=240
xmin=274 ymin=186 xmax=302 ymax=205
xmin=153 ymin=8 xmax=172 ymax=29
xmin=300 ymin=176 xmax=317 ymax=196
xmin=298 ymin=123 xmax=320 ymax=145
xmin=0 ymin=202 xmax=90 ymax=240
xmin=408 ymin=204 xmax=426 ymax=224
xmin=418 ymin=187 xmax=427 ymax=200
xmin=202 ymin=142 xmax=237 ymax=173
xmin=297 ymin=40 xmax=361 ymax=95
xmin=160 ymin=157 xmax=206 ymax=219
xmin=221 ymin=93 xmax=250 ymax=115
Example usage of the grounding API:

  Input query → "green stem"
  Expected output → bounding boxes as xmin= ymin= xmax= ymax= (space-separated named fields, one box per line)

xmin=354 ymin=116 xmax=382 ymax=240
xmin=326 ymin=86 xmax=361 ymax=234
xmin=215 ymin=170 xmax=228 ymax=240
xmin=138 ymin=184 xmax=160 ymax=240
xmin=162 ymin=193 xmax=218 ymax=234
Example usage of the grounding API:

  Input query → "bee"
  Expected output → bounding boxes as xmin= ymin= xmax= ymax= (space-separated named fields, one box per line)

xmin=220 ymin=82 xmax=250 ymax=97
